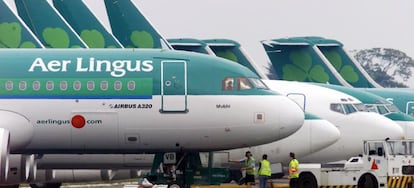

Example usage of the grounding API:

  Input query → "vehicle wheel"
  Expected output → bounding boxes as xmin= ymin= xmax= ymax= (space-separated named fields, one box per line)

xmin=358 ymin=174 xmax=378 ymax=188
xmin=298 ymin=172 xmax=317 ymax=188
xmin=224 ymin=169 xmax=242 ymax=183
xmin=168 ymin=182 xmax=181 ymax=188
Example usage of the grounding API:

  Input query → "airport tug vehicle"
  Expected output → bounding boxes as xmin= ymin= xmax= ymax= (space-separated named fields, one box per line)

xmin=298 ymin=139 xmax=414 ymax=188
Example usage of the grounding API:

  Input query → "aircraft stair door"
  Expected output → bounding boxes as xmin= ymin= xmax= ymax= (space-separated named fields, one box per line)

xmin=161 ymin=60 xmax=187 ymax=112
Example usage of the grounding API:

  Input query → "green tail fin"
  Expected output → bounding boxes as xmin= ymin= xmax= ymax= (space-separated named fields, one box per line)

xmin=262 ymin=37 xmax=351 ymax=86
xmin=52 ymin=0 xmax=123 ymax=48
xmin=0 ymin=0 xmax=42 ymax=48
xmin=15 ymin=0 xmax=87 ymax=48
xmin=305 ymin=37 xmax=381 ymax=88
xmin=104 ymin=0 xmax=170 ymax=49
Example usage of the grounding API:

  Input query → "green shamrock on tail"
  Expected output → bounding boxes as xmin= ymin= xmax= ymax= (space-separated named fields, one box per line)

xmin=282 ymin=50 xmax=329 ymax=83
xmin=323 ymin=50 xmax=359 ymax=83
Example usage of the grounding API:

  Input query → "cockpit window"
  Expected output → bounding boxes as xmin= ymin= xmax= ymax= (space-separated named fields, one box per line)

xmin=377 ymin=105 xmax=389 ymax=115
xmin=248 ymin=78 xmax=268 ymax=89
xmin=222 ymin=77 xmax=234 ymax=91
xmin=354 ymin=103 xmax=369 ymax=112
xmin=365 ymin=104 xmax=378 ymax=113
xmin=331 ymin=103 xmax=360 ymax=114
xmin=238 ymin=77 xmax=252 ymax=90
xmin=343 ymin=104 xmax=357 ymax=114
xmin=330 ymin=103 xmax=344 ymax=114
xmin=222 ymin=77 xmax=268 ymax=91
xmin=387 ymin=104 xmax=400 ymax=113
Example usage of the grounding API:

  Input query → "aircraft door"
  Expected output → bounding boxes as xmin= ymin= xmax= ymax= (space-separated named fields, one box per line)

xmin=287 ymin=93 xmax=306 ymax=111
xmin=406 ymin=102 xmax=414 ymax=116
xmin=161 ymin=60 xmax=187 ymax=112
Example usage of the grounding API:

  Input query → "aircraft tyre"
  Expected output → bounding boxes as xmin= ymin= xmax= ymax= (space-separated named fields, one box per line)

xmin=168 ymin=182 xmax=181 ymax=188
xmin=29 ymin=183 xmax=62 ymax=188
xmin=223 ymin=169 xmax=242 ymax=183
xmin=297 ymin=172 xmax=317 ymax=188
xmin=358 ymin=174 xmax=378 ymax=188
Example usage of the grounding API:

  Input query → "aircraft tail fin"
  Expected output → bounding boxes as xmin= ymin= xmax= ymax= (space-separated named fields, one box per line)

xmin=261 ymin=37 xmax=352 ymax=87
xmin=203 ymin=39 xmax=268 ymax=79
xmin=104 ymin=0 xmax=171 ymax=49
xmin=52 ymin=0 xmax=123 ymax=48
xmin=15 ymin=0 xmax=88 ymax=48
xmin=0 ymin=0 xmax=43 ymax=48
xmin=308 ymin=37 xmax=382 ymax=88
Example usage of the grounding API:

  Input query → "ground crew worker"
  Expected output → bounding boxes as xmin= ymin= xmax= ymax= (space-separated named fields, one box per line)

xmin=258 ymin=154 xmax=272 ymax=188
xmin=289 ymin=152 xmax=299 ymax=188
xmin=229 ymin=151 xmax=256 ymax=185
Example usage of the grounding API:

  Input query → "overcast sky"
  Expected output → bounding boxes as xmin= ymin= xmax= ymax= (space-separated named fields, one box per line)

xmin=6 ymin=0 xmax=414 ymax=71
xmin=83 ymin=0 xmax=414 ymax=70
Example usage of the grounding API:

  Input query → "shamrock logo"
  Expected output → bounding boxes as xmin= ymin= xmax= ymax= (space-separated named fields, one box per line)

xmin=43 ymin=27 xmax=82 ymax=48
xmin=283 ymin=50 xmax=329 ymax=83
xmin=130 ymin=31 xmax=154 ymax=48
xmin=215 ymin=50 xmax=238 ymax=62
xmin=323 ymin=50 xmax=359 ymax=83
xmin=80 ymin=29 xmax=117 ymax=48
xmin=0 ymin=22 xmax=36 ymax=48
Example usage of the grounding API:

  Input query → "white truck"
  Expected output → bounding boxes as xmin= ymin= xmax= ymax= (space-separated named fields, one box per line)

xmin=297 ymin=139 xmax=414 ymax=188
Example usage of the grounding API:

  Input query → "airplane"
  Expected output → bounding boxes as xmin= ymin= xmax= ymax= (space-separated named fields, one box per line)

xmin=261 ymin=36 xmax=414 ymax=118
xmin=0 ymin=1 xmax=341 ymax=187
xmin=0 ymin=48 xmax=305 ymax=187
xmin=167 ymin=38 xmax=404 ymax=162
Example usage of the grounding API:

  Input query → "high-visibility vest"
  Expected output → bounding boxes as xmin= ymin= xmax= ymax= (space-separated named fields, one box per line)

xmin=245 ymin=157 xmax=256 ymax=175
xmin=289 ymin=159 xmax=299 ymax=179
xmin=258 ymin=159 xmax=272 ymax=177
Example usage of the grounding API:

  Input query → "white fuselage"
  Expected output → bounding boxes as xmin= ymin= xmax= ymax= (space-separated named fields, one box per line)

xmin=7 ymin=95 xmax=304 ymax=153
xmin=263 ymin=80 xmax=404 ymax=162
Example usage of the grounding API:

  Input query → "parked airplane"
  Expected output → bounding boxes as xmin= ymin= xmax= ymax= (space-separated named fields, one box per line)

xmin=261 ymin=36 xmax=414 ymax=118
xmin=168 ymin=38 xmax=404 ymax=163
xmin=0 ymin=48 xmax=305 ymax=186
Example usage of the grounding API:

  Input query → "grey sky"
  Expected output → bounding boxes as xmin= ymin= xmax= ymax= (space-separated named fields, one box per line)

xmin=85 ymin=0 xmax=414 ymax=70
xmin=6 ymin=0 xmax=414 ymax=71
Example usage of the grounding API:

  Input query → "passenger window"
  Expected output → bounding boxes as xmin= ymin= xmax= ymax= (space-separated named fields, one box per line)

xmin=100 ymin=81 xmax=108 ymax=91
xmin=87 ymin=81 xmax=95 ymax=91
xmin=222 ymin=77 xmax=234 ymax=91
xmin=238 ymin=77 xmax=252 ymax=90
xmin=46 ymin=81 xmax=54 ymax=91
xmin=33 ymin=81 xmax=40 ymax=91
xmin=60 ymin=81 xmax=68 ymax=91
xmin=19 ymin=81 xmax=27 ymax=91
xmin=128 ymin=81 xmax=135 ymax=91
xmin=73 ymin=81 xmax=81 ymax=91
xmin=5 ymin=81 xmax=13 ymax=91
xmin=114 ymin=81 xmax=122 ymax=91
xmin=330 ymin=103 xmax=344 ymax=114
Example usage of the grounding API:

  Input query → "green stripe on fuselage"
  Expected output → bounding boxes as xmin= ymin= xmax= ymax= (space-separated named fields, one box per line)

xmin=0 ymin=78 xmax=152 ymax=99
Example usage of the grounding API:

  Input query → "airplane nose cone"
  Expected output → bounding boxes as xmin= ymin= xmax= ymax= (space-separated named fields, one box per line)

xmin=350 ymin=112 xmax=404 ymax=140
xmin=385 ymin=112 xmax=414 ymax=139
xmin=277 ymin=96 xmax=305 ymax=139
xmin=307 ymin=115 xmax=341 ymax=153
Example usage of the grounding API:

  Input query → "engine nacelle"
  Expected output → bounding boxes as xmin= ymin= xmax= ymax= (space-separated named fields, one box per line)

xmin=0 ymin=110 xmax=33 ymax=151
xmin=1 ymin=154 xmax=36 ymax=185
